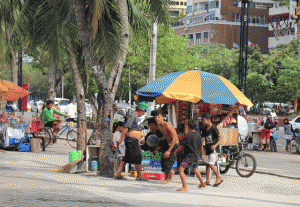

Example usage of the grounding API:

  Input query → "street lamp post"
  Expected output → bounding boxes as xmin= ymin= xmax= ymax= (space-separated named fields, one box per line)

xmin=238 ymin=0 xmax=250 ymax=94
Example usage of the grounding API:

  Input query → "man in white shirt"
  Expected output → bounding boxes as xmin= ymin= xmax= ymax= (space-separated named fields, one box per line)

xmin=270 ymin=108 xmax=277 ymax=118
xmin=67 ymin=100 xmax=76 ymax=128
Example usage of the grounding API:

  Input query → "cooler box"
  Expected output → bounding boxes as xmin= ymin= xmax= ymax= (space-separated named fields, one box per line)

xmin=4 ymin=127 xmax=25 ymax=148
xmin=142 ymin=172 xmax=166 ymax=180
xmin=141 ymin=159 xmax=151 ymax=165
xmin=18 ymin=143 xmax=31 ymax=152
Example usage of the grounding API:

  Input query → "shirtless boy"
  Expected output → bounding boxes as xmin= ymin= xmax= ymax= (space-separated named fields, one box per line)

xmin=153 ymin=109 xmax=180 ymax=184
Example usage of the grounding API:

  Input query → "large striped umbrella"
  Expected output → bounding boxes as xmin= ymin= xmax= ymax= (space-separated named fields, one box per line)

xmin=0 ymin=80 xmax=30 ymax=101
xmin=136 ymin=70 xmax=253 ymax=107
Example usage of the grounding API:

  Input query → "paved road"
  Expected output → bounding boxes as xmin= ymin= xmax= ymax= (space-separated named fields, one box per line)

xmin=0 ymin=151 xmax=299 ymax=206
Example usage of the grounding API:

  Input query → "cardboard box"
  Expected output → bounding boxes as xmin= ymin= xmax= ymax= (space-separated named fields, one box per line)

xmin=219 ymin=128 xmax=238 ymax=146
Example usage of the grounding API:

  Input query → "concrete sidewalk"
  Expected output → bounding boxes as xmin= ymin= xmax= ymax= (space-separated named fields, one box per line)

xmin=0 ymin=150 xmax=300 ymax=206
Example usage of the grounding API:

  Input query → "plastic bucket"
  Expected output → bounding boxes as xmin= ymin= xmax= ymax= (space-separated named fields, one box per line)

xmin=69 ymin=150 xmax=83 ymax=163
xmin=91 ymin=160 xmax=98 ymax=171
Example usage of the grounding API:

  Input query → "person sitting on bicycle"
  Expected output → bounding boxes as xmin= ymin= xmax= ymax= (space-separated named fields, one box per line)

xmin=259 ymin=113 xmax=278 ymax=151
xmin=42 ymin=100 xmax=70 ymax=143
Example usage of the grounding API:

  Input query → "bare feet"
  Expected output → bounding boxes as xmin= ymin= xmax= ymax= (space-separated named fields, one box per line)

xmin=176 ymin=188 xmax=188 ymax=191
xmin=161 ymin=179 xmax=169 ymax=184
xmin=213 ymin=177 xmax=223 ymax=186
xmin=198 ymin=183 xmax=206 ymax=188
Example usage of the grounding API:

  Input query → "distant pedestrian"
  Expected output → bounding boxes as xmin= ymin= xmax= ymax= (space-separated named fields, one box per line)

xmin=174 ymin=119 xmax=206 ymax=191
xmin=283 ymin=118 xmax=293 ymax=152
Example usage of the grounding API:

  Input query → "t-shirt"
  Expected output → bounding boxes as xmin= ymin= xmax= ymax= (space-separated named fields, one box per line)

xmin=41 ymin=107 xmax=66 ymax=124
xmin=125 ymin=111 xmax=143 ymax=132
xmin=284 ymin=123 xmax=293 ymax=135
xmin=142 ymin=130 xmax=164 ymax=152
xmin=201 ymin=125 xmax=220 ymax=155
xmin=112 ymin=131 xmax=125 ymax=155
xmin=182 ymin=131 xmax=203 ymax=164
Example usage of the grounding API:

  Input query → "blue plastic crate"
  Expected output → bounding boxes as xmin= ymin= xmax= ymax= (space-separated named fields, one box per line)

xmin=18 ymin=143 xmax=30 ymax=152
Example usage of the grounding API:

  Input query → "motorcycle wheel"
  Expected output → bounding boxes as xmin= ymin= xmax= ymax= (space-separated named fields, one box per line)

xmin=289 ymin=139 xmax=299 ymax=154
xmin=270 ymin=139 xmax=277 ymax=152
xmin=236 ymin=153 xmax=257 ymax=178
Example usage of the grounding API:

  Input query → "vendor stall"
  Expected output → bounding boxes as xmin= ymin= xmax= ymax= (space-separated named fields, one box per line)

xmin=136 ymin=70 xmax=256 ymax=177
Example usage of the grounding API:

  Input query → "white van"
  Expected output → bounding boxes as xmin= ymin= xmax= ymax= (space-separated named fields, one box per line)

xmin=54 ymin=98 xmax=69 ymax=114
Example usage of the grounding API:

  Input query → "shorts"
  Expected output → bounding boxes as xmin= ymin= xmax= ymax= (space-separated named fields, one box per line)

xmin=161 ymin=143 xmax=180 ymax=174
xmin=204 ymin=153 xmax=218 ymax=166
xmin=122 ymin=137 xmax=142 ymax=164
xmin=180 ymin=158 xmax=198 ymax=169
xmin=284 ymin=135 xmax=292 ymax=140
xmin=44 ymin=121 xmax=54 ymax=128
xmin=260 ymin=128 xmax=271 ymax=140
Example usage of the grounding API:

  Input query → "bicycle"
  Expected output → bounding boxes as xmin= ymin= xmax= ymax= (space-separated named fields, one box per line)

xmin=44 ymin=118 xmax=79 ymax=149
xmin=289 ymin=131 xmax=300 ymax=154
xmin=218 ymin=137 xmax=257 ymax=177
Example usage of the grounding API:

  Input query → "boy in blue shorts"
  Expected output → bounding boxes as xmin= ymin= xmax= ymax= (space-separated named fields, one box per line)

xmin=174 ymin=119 xmax=206 ymax=191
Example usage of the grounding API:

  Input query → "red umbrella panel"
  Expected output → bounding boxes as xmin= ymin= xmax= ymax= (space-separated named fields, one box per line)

xmin=0 ymin=80 xmax=30 ymax=101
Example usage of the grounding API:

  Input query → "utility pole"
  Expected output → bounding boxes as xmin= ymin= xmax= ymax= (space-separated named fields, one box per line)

xmin=238 ymin=0 xmax=250 ymax=94
xmin=148 ymin=19 xmax=157 ymax=115
xmin=18 ymin=50 xmax=23 ymax=110
xmin=129 ymin=66 xmax=131 ymax=107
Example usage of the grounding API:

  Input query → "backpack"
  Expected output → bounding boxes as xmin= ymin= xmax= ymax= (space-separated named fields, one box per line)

xmin=264 ymin=117 xmax=273 ymax=129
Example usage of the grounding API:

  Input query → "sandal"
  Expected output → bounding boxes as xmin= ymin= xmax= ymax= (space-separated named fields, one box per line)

xmin=136 ymin=176 xmax=149 ymax=181
xmin=114 ymin=175 xmax=127 ymax=180
xmin=213 ymin=180 xmax=223 ymax=187
xmin=205 ymin=181 xmax=211 ymax=185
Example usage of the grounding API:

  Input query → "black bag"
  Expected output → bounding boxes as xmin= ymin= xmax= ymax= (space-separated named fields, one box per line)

xmin=264 ymin=117 xmax=273 ymax=129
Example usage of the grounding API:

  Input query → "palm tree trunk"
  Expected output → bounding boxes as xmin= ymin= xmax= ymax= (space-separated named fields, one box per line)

xmin=4 ymin=21 xmax=18 ymax=84
xmin=74 ymin=0 xmax=129 ymax=177
xmin=47 ymin=57 xmax=56 ymax=101
xmin=67 ymin=43 xmax=87 ymax=153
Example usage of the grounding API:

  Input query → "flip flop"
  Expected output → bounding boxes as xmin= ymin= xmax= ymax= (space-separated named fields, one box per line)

xmin=114 ymin=175 xmax=127 ymax=180
xmin=205 ymin=181 xmax=211 ymax=186
xmin=213 ymin=180 xmax=223 ymax=187
xmin=136 ymin=176 xmax=149 ymax=181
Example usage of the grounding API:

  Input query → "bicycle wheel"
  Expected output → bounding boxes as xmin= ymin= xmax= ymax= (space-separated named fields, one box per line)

xmin=270 ymin=139 xmax=277 ymax=152
xmin=43 ymin=128 xmax=52 ymax=147
xmin=236 ymin=153 xmax=257 ymax=178
xmin=67 ymin=130 xmax=78 ymax=149
xmin=289 ymin=139 xmax=299 ymax=154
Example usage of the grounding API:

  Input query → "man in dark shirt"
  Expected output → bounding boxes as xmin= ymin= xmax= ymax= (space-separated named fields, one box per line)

xmin=201 ymin=113 xmax=223 ymax=187
xmin=114 ymin=102 xmax=149 ymax=181
xmin=141 ymin=118 xmax=165 ymax=152
xmin=174 ymin=119 xmax=206 ymax=191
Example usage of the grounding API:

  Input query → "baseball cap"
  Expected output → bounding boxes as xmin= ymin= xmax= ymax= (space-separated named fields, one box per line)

xmin=138 ymin=102 xmax=147 ymax=111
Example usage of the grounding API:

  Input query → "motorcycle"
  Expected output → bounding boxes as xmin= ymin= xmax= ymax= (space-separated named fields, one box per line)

xmin=262 ymin=126 xmax=278 ymax=152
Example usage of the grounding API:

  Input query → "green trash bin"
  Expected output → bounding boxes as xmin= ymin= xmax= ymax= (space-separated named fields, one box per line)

xmin=69 ymin=150 xmax=83 ymax=163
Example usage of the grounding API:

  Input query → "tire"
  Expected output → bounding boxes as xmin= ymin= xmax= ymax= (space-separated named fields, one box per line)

xmin=43 ymin=128 xmax=52 ymax=147
xmin=67 ymin=130 xmax=79 ymax=149
xmin=270 ymin=139 xmax=277 ymax=152
xmin=236 ymin=153 xmax=257 ymax=178
xmin=289 ymin=139 xmax=299 ymax=154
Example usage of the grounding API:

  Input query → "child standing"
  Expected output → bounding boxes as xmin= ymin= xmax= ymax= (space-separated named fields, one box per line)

xmin=174 ymin=119 xmax=206 ymax=191
xmin=112 ymin=122 xmax=125 ymax=173
xmin=201 ymin=113 xmax=223 ymax=187
xmin=283 ymin=118 xmax=293 ymax=152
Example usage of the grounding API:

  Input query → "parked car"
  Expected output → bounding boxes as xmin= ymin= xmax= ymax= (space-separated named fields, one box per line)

xmin=113 ymin=109 xmax=126 ymax=122
xmin=290 ymin=116 xmax=300 ymax=131
xmin=54 ymin=98 xmax=69 ymax=114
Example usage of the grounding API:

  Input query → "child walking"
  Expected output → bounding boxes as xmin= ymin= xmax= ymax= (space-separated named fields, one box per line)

xmin=283 ymin=118 xmax=293 ymax=152
xmin=174 ymin=119 xmax=206 ymax=191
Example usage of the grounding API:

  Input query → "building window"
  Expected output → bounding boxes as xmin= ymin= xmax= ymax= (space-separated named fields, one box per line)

xmin=232 ymin=13 xmax=236 ymax=22
xmin=216 ymin=0 xmax=219 ymax=8
xmin=180 ymin=2 xmax=183 ymax=5
xmin=204 ymin=32 xmax=209 ymax=38
xmin=171 ymin=10 xmax=180 ymax=16
xmin=196 ymin=33 xmax=202 ymax=39
xmin=233 ymin=1 xmax=239 ymax=7
xmin=249 ymin=2 xmax=255 ymax=9
xmin=236 ymin=14 xmax=240 ymax=22
xmin=205 ymin=3 xmax=208 ymax=10
xmin=184 ymin=2 xmax=186 ymax=6
xmin=189 ymin=34 xmax=193 ymax=39
xmin=175 ymin=1 xmax=179 ymax=5
xmin=261 ymin=15 xmax=265 ymax=24
xmin=187 ymin=5 xmax=192 ymax=14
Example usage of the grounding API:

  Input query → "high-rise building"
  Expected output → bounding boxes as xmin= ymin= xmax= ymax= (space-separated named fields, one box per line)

xmin=170 ymin=0 xmax=187 ymax=17
xmin=172 ymin=0 xmax=277 ymax=54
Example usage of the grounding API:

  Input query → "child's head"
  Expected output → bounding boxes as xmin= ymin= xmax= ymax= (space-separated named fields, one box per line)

xmin=148 ymin=118 xmax=157 ymax=132
xmin=284 ymin=118 xmax=289 ymax=125
xmin=113 ymin=121 xmax=124 ymax=133
xmin=187 ymin=119 xmax=197 ymax=130
xmin=201 ymin=113 xmax=212 ymax=125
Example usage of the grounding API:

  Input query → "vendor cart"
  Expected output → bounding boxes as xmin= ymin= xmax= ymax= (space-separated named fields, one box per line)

xmin=136 ymin=70 xmax=257 ymax=177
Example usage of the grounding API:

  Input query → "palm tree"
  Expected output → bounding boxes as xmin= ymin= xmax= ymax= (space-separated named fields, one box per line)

xmin=13 ymin=0 xmax=170 ymax=176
